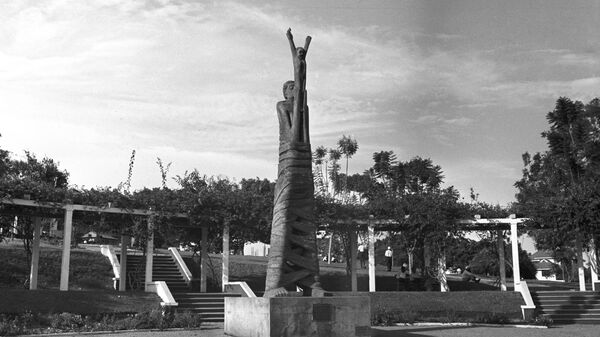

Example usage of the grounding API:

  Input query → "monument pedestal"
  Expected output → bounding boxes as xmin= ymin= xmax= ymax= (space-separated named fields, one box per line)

xmin=224 ymin=296 xmax=371 ymax=337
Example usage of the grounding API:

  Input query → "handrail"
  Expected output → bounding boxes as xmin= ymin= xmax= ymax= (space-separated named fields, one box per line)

xmin=146 ymin=281 xmax=178 ymax=307
xmin=100 ymin=245 xmax=120 ymax=280
xmin=168 ymin=247 xmax=192 ymax=283
xmin=519 ymin=280 xmax=536 ymax=320
xmin=224 ymin=281 xmax=256 ymax=297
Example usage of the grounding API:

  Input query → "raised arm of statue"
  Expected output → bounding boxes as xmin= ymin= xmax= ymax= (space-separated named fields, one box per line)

xmin=286 ymin=28 xmax=311 ymax=143
xmin=304 ymin=36 xmax=312 ymax=54
xmin=286 ymin=28 xmax=297 ymax=57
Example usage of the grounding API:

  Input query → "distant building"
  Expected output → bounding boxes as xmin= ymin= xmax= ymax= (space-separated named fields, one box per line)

xmin=531 ymin=250 xmax=559 ymax=281
xmin=243 ymin=241 xmax=270 ymax=257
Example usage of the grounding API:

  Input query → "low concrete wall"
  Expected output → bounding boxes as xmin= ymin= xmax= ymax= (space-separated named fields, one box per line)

xmin=330 ymin=291 xmax=523 ymax=320
xmin=225 ymin=296 xmax=371 ymax=337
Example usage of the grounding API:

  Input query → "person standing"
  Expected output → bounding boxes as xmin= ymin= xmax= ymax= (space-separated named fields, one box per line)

xmin=385 ymin=246 xmax=393 ymax=271
xmin=358 ymin=243 xmax=366 ymax=268
xmin=395 ymin=263 xmax=408 ymax=290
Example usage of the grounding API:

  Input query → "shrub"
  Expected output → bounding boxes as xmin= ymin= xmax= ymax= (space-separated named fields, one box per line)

xmin=473 ymin=312 xmax=509 ymax=324
xmin=532 ymin=314 xmax=553 ymax=327
xmin=0 ymin=308 xmax=202 ymax=334
xmin=0 ymin=312 xmax=33 ymax=336
xmin=171 ymin=311 xmax=202 ymax=328
xmin=49 ymin=312 xmax=85 ymax=331
xmin=132 ymin=308 xmax=171 ymax=330
xmin=371 ymin=305 xmax=418 ymax=326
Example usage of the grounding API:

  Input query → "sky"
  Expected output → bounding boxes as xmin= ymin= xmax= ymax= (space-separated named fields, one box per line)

xmin=1 ymin=0 xmax=599 ymax=206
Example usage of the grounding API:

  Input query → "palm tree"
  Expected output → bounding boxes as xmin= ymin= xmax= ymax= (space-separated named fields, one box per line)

xmin=337 ymin=135 xmax=358 ymax=199
xmin=313 ymin=146 xmax=328 ymax=194
xmin=328 ymin=149 xmax=342 ymax=195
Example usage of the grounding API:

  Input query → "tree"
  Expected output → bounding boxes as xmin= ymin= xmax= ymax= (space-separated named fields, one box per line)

xmin=328 ymin=149 xmax=342 ymax=194
xmin=337 ymin=135 xmax=358 ymax=199
xmin=344 ymin=151 xmax=467 ymax=288
xmin=312 ymin=146 xmax=328 ymax=195
xmin=0 ymin=148 xmax=71 ymax=286
xmin=515 ymin=97 xmax=600 ymax=276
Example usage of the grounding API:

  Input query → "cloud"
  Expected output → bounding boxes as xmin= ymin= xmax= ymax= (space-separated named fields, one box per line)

xmin=557 ymin=52 xmax=599 ymax=66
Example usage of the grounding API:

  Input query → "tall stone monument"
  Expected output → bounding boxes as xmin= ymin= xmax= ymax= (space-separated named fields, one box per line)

xmin=264 ymin=28 xmax=323 ymax=298
xmin=224 ymin=29 xmax=371 ymax=337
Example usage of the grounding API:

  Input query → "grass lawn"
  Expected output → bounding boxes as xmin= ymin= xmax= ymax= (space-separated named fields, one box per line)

xmin=1 ymin=240 xmax=114 ymax=290
xmin=194 ymin=254 xmax=501 ymax=293
xmin=0 ymin=289 xmax=160 ymax=314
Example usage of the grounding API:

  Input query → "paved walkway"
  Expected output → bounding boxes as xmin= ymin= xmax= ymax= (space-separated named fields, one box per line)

xmin=372 ymin=325 xmax=600 ymax=337
xmin=73 ymin=324 xmax=600 ymax=337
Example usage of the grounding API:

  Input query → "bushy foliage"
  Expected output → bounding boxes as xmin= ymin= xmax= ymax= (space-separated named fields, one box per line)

xmin=0 ymin=310 xmax=202 ymax=335
xmin=515 ymin=97 xmax=600 ymax=273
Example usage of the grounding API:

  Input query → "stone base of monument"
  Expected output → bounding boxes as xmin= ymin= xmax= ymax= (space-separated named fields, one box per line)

xmin=224 ymin=296 xmax=371 ymax=337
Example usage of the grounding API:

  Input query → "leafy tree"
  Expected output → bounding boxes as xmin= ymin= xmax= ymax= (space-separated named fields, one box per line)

xmin=515 ymin=97 xmax=600 ymax=275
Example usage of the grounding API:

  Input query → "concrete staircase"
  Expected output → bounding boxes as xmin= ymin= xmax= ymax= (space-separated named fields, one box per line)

xmin=117 ymin=253 xmax=240 ymax=322
xmin=174 ymin=292 xmax=241 ymax=322
xmin=532 ymin=290 xmax=600 ymax=324
xmin=118 ymin=254 xmax=189 ymax=291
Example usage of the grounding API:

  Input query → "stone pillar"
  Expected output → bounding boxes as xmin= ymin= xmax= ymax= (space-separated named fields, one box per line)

xmin=576 ymin=235 xmax=585 ymax=291
xmin=60 ymin=206 xmax=73 ymax=291
xmin=30 ymin=217 xmax=41 ymax=290
xmin=119 ymin=235 xmax=128 ymax=292
xmin=201 ymin=225 xmax=208 ymax=293
xmin=368 ymin=219 xmax=376 ymax=292
xmin=349 ymin=229 xmax=357 ymax=292
xmin=510 ymin=223 xmax=520 ymax=291
xmin=145 ymin=215 xmax=154 ymax=292
xmin=497 ymin=230 xmax=507 ymax=291
xmin=222 ymin=221 xmax=230 ymax=292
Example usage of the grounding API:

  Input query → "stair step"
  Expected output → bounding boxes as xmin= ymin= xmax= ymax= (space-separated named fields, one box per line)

xmin=175 ymin=301 xmax=224 ymax=307
xmin=540 ymin=309 xmax=600 ymax=313
xmin=173 ymin=293 xmax=241 ymax=296
xmin=532 ymin=290 xmax=600 ymax=325
xmin=539 ymin=304 xmax=600 ymax=311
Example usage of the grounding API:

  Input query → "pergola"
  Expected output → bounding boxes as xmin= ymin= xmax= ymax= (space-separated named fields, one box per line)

xmin=315 ymin=215 xmax=598 ymax=293
xmin=0 ymin=198 xmax=196 ymax=292
xmin=315 ymin=216 xmax=529 ymax=293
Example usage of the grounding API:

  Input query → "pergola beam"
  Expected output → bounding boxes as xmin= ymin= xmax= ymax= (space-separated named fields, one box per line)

xmin=1 ymin=198 xmax=188 ymax=218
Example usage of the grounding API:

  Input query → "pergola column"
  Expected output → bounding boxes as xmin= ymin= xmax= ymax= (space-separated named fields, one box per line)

xmin=497 ymin=230 xmax=507 ymax=291
xmin=590 ymin=239 xmax=598 ymax=291
xmin=60 ymin=206 xmax=74 ymax=291
xmin=438 ymin=253 xmax=448 ymax=292
xmin=510 ymin=222 xmax=520 ymax=291
xmin=222 ymin=221 xmax=230 ymax=292
xmin=576 ymin=234 xmax=585 ymax=291
xmin=29 ymin=217 xmax=41 ymax=290
xmin=349 ymin=229 xmax=357 ymax=292
xmin=145 ymin=215 xmax=155 ymax=292
xmin=200 ymin=225 xmax=208 ymax=293
xmin=119 ymin=235 xmax=129 ymax=292
xmin=368 ymin=218 xmax=376 ymax=292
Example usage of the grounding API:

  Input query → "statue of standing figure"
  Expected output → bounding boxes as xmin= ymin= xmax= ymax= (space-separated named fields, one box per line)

xmin=277 ymin=28 xmax=311 ymax=144
xmin=265 ymin=28 xmax=323 ymax=298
